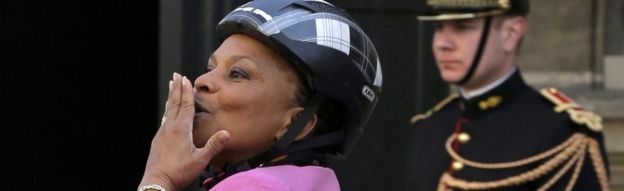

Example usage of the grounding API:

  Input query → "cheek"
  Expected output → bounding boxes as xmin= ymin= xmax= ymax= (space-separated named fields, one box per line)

xmin=215 ymin=111 xmax=285 ymax=161
xmin=190 ymin=89 xmax=256 ymax=148
xmin=215 ymin=87 xmax=287 ymax=146
xmin=455 ymin=37 xmax=483 ymax=68
xmin=475 ymin=37 xmax=503 ymax=70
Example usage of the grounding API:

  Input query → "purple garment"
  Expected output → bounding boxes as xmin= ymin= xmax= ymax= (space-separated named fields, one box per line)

xmin=209 ymin=165 xmax=340 ymax=191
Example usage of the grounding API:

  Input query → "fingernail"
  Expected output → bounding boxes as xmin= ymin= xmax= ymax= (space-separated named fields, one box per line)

xmin=172 ymin=72 xmax=176 ymax=80
xmin=169 ymin=80 xmax=173 ymax=88
xmin=220 ymin=131 xmax=230 ymax=142
xmin=182 ymin=76 xmax=188 ymax=85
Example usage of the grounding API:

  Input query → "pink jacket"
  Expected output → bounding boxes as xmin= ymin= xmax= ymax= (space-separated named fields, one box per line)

xmin=209 ymin=165 xmax=340 ymax=191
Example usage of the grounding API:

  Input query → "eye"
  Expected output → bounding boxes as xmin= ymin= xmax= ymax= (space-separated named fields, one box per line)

xmin=432 ymin=22 xmax=443 ymax=31
xmin=205 ymin=64 xmax=215 ymax=73
xmin=228 ymin=67 xmax=250 ymax=79
xmin=457 ymin=24 xmax=473 ymax=30
xmin=455 ymin=21 xmax=477 ymax=31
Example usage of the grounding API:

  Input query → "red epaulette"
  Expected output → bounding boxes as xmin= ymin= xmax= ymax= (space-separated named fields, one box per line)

xmin=539 ymin=87 xmax=603 ymax=132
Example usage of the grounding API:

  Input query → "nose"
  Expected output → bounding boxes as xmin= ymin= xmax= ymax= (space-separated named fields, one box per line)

xmin=194 ymin=72 xmax=218 ymax=94
xmin=432 ymin=26 xmax=454 ymax=52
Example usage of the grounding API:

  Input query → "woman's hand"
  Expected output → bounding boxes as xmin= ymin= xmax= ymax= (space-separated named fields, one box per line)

xmin=139 ymin=73 xmax=230 ymax=191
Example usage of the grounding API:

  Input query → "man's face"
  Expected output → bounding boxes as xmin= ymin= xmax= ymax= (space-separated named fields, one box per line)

xmin=432 ymin=18 xmax=508 ymax=87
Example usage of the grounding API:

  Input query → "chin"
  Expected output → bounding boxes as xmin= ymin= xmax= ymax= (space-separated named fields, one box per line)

xmin=440 ymin=71 xmax=464 ymax=83
xmin=192 ymin=121 xmax=216 ymax=147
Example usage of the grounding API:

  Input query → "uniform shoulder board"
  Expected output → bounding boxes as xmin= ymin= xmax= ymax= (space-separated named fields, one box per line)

xmin=539 ymin=87 xmax=603 ymax=132
xmin=410 ymin=93 xmax=459 ymax=125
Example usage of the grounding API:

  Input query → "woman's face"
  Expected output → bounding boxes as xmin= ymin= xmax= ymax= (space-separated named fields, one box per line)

xmin=193 ymin=34 xmax=303 ymax=164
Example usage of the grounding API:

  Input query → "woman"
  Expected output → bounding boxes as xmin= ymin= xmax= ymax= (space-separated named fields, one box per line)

xmin=139 ymin=0 xmax=382 ymax=190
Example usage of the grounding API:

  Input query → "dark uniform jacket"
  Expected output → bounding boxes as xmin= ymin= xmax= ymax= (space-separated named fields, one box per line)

xmin=406 ymin=70 xmax=610 ymax=190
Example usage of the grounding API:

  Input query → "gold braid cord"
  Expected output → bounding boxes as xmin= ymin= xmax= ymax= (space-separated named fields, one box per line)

xmin=410 ymin=93 xmax=459 ymax=125
xmin=588 ymin=138 xmax=611 ymax=190
xmin=438 ymin=133 xmax=611 ymax=191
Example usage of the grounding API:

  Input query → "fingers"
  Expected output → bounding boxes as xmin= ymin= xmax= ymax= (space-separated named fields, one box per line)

xmin=161 ymin=73 xmax=194 ymax=132
xmin=165 ymin=73 xmax=183 ymax=121
xmin=178 ymin=76 xmax=195 ymax=125
xmin=197 ymin=131 xmax=230 ymax=161
xmin=161 ymin=80 xmax=173 ymax=126
xmin=167 ymin=74 xmax=174 ymax=103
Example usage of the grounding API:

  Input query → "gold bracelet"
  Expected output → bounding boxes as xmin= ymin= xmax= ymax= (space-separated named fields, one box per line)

xmin=138 ymin=184 xmax=166 ymax=191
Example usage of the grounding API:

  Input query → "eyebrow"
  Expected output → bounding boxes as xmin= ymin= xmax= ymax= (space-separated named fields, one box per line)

xmin=454 ymin=19 xmax=478 ymax=25
xmin=232 ymin=55 xmax=259 ymax=68
xmin=208 ymin=54 xmax=261 ymax=71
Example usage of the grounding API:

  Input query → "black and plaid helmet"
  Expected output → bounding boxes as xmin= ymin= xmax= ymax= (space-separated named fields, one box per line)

xmin=216 ymin=0 xmax=382 ymax=158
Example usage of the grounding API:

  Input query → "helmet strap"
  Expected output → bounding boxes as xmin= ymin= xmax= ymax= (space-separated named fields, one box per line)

xmin=457 ymin=16 xmax=493 ymax=85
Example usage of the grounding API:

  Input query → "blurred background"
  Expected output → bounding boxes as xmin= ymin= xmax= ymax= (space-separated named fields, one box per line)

xmin=1 ymin=0 xmax=622 ymax=190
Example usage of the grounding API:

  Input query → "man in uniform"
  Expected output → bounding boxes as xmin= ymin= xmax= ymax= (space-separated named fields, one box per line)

xmin=406 ymin=0 xmax=611 ymax=190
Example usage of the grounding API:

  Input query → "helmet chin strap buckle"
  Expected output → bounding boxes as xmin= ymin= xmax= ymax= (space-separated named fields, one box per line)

xmin=457 ymin=16 xmax=493 ymax=85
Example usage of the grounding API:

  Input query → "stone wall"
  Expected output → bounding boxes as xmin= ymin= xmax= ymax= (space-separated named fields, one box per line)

xmin=518 ymin=0 xmax=623 ymax=89
xmin=604 ymin=0 xmax=624 ymax=55
xmin=518 ymin=0 xmax=593 ymax=72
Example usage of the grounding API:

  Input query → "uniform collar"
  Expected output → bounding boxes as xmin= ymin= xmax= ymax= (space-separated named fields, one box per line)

xmin=460 ymin=67 xmax=517 ymax=100
xmin=458 ymin=69 xmax=529 ymax=119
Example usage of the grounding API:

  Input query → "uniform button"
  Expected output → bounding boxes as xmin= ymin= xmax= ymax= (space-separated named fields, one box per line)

xmin=479 ymin=101 xmax=489 ymax=110
xmin=458 ymin=132 xmax=471 ymax=144
xmin=452 ymin=161 xmax=464 ymax=171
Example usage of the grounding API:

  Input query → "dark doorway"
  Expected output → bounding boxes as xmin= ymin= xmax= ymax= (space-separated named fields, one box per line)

xmin=2 ymin=0 xmax=159 ymax=190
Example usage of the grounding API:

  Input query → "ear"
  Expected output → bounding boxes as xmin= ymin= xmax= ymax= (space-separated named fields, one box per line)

xmin=275 ymin=107 xmax=318 ymax=141
xmin=501 ymin=16 xmax=528 ymax=53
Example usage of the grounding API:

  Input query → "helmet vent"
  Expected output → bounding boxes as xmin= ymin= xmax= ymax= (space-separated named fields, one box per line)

xmin=305 ymin=1 xmax=351 ymax=19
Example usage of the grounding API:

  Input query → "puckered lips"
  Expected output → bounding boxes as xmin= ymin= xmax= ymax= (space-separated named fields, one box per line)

xmin=195 ymin=100 xmax=210 ymax=114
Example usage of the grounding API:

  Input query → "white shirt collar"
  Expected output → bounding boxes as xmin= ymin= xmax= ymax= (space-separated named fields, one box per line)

xmin=460 ymin=67 xmax=517 ymax=100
